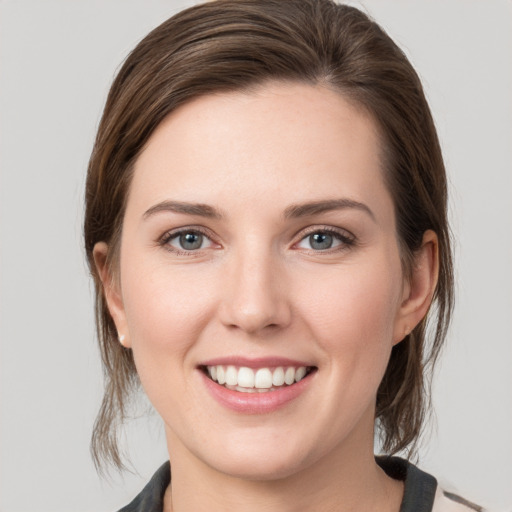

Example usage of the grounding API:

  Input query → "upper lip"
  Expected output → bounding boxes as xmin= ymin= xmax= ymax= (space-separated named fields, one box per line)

xmin=199 ymin=356 xmax=315 ymax=369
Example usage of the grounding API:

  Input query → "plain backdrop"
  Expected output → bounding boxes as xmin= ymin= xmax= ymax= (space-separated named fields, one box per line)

xmin=0 ymin=1 xmax=511 ymax=511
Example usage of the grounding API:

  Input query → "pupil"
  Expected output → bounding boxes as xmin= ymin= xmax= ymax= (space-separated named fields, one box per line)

xmin=180 ymin=232 xmax=202 ymax=250
xmin=310 ymin=232 xmax=332 ymax=250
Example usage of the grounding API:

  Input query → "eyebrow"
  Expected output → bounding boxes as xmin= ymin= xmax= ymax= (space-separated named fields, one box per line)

xmin=143 ymin=198 xmax=375 ymax=222
xmin=143 ymin=200 xmax=224 ymax=220
xmin=284 ymin=198 xmax=375 ymax=221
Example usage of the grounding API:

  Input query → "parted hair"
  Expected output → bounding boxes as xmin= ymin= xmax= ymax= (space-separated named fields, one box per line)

xmin=84 ymin=0 xmax=453 ymax=471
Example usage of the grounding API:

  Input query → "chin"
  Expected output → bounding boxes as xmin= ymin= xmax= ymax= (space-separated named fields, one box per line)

xmin=196 ymin=434 xmax=319 ymax=482
xmin=213 ymin=455 xmax=307 ymax=482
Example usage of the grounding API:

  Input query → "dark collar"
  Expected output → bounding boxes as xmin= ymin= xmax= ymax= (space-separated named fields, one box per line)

xmin=118 ymin=457 xmax=437 ymax=512
xmin=117 ymin=461 xmax=170 ymax=512
xmin=377 ymin=456 xmax=437 ymax=512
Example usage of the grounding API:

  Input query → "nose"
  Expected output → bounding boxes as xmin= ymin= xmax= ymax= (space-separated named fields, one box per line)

xmin=218 ymin=247 xmax=292 ymax=335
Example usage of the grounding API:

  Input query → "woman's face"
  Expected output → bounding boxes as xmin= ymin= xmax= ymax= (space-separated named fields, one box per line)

xmin=100 ymin=83 xmax=424 ymax=479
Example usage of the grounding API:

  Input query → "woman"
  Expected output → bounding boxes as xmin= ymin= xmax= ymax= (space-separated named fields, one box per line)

xmin=84 ymin=1 xmax=481 ymax=510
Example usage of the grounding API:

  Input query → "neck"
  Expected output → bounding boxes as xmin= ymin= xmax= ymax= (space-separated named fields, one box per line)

xmin=163 ymin=423 xmax=403 ymax=512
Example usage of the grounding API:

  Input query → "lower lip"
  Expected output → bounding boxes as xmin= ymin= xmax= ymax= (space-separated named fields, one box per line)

xmin=200 ymin=370 xmax=314 ymax=414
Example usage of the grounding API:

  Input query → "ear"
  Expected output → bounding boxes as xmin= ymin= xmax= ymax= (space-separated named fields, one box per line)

xmin=393 ymin=230 xmax=439 ymax=344
xmin=93 ymin=242 xmax=131 ymax=348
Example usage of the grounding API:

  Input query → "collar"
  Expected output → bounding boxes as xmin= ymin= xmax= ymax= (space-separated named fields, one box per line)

xmin=118 ymin=456 xmax=437 ymax=512
xmin=377 ymin=456 xmax=438 ymax=512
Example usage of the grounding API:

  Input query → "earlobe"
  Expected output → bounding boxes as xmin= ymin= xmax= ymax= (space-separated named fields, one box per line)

xmin=393 ymin=230 xmax=439 ymax=344
xmin=93 ymin=242 xmax=131 ymax=348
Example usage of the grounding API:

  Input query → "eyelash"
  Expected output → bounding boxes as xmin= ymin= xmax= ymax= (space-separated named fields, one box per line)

xmin=158 ymin=225 xmax=356 ymax=255
xmin=159 ymin=227 xmax=217 ymax=256
xmin=294 ymin=226 xmax=356 ymax=253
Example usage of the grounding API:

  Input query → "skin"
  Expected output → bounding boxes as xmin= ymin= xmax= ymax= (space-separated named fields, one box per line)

xmin=94 ymin=82 xmax=438 ymax=512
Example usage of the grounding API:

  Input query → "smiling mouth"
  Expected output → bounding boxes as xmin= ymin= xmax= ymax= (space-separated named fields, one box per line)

xmin=201 ymin=365 xmax=316 ymax=393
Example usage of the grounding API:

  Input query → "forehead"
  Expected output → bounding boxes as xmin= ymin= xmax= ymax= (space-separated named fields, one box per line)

xmin=130 ymin=82 xmax=388 ymax=217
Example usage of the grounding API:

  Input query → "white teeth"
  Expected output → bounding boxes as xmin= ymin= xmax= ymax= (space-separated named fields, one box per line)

xmin=254 ymin=368 xmax=273 ymax=388
xmin=295 ymin=366 xmax=307 ymax=382
xmin=225 ymin=365 xmax=238 ymax=386
xmin=272 ymin=367 xmax=285 ymax=386
xmin=237 ymin=367 xmax=255 ymax=388
xmin=236 ymin=385 xmax=256 ymax=393
xmin=284 ymin=367 xmax=295 ymax=385
xmin=206 ymin=364 xmax=311 ymax=390
xmin=216 ymin=366 xmax=226 ymax=385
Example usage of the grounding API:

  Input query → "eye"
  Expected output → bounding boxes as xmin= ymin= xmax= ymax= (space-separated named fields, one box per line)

xmin=162 ymin=229 xmax=215 ymax=253
xmin=296 ymin=229 xmax=354 ymax=251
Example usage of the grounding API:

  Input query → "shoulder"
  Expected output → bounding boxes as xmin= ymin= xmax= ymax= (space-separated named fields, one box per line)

xmin=377 ymin=456 xmax=486 ymax=512
xmin=117 ymin=462 xmax=170 ymax=512
xmin=433 ymin=486 xmax=486 ymax=512
xmin=119 ymin=458 xmax=488 ymax=512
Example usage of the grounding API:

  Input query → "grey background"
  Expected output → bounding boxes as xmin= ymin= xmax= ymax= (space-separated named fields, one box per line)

xmin=1 ymin=1 xmax=511 ymax=510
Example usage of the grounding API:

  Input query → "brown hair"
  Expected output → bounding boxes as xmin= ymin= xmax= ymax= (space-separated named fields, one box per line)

xmin=84 ymin=0 xmax=453 ymax=471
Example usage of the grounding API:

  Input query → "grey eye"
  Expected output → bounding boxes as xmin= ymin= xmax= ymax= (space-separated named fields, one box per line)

xmin=163 ymin=229 xmax=216 ymax=254
xmin=309 ymin=232 xmax=333 ymax=250
xmin=178 ymin=232 xmax=203 ymax=250
xmin=296 ymin=230 xmax=349 ymax=251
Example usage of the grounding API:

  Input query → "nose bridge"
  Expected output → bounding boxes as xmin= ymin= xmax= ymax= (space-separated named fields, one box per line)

xmin=220 ymin=239 xmax=290 ymax=334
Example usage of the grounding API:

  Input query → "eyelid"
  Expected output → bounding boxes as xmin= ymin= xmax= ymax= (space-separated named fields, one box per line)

xmin=296 ymin=224 xmax=355 ymax=239
xmin=158 ymin=225 xmax=220 ymax=254
xmin=157 ymin=224 xmax=356 ymax=254
xmin=292 ymin=225 xmax=356 ymax=251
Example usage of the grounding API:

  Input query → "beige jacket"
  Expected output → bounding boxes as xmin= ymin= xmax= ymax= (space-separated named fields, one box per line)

xmin=433 ymin=487 xmax=484 ymax=512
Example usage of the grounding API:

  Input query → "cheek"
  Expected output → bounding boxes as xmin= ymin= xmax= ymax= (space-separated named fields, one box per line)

xmin=297 ymin=254 xmax=403 ymax=374
xmin=118 ymin=258 xmax=222 ymax=419
xmin=119 ymin=254 xmax=218 ymax=369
